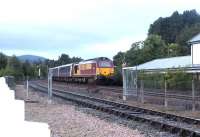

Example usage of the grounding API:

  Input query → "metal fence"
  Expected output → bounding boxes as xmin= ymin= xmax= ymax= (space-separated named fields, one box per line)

xmin=122 ymin=68 xmax=200 ymax=111
xmin=122 ymin=69 xmax=138 ymax=100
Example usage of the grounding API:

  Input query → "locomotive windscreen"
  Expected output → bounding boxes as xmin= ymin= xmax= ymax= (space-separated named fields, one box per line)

xmin=99 ymin=61 xmax=112 ymax=67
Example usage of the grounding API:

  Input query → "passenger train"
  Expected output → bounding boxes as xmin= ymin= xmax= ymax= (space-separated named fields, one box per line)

xmin=50 ymin=57 xmax=114 ymax=84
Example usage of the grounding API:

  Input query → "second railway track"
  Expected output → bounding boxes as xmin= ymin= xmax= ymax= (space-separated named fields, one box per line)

xmin=29 ymin=81 xmax=200 ymax=137
xmin=39 ymin=80 xmax=200 ymax=101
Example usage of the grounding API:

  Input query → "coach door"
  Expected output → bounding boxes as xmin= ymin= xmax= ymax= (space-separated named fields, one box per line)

xmin=73 ymin=64 xmax=80 ymax=75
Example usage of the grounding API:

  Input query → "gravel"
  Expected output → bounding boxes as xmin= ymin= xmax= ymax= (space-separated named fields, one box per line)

xmin=15 ymin=85 xmax=176 ymax=137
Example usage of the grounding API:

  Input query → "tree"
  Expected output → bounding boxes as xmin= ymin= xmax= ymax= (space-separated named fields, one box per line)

xmin=149 ymin=10 xmax=200 ymax=44
xmin=124 ymin=35 xmax=166 ymax=66
xmin=71 ymin=56 xmax=83 ymax=63
xmin=176 ymin=23 xmax=200 ymax=55
xmin=113 ymin=52 xmax=125 ymax=66
xmin=142 ymin=35 xmax=166 ymax=59
xmin=6 ymin=56 xmax=24 ymax=80
xmin=113 ymin=52 xmax=126 ymax=85
xmin=0 ymin=53 xmax=7 ymax=70
xmin=124 ymin=41 xmax=144 ymax=66
xmin=57 ymin=54 xmax=71 ymax=65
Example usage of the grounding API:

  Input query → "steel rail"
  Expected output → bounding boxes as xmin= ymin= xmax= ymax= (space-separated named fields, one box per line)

xmin=39 ymin=80 xmax=200 ymax=101
xmin=29 ymin=82 xmax=200 ymax=137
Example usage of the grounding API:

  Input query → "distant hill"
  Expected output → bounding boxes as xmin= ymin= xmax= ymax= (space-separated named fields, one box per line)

xmin=17 ymin=55 xmax=47 ymax=62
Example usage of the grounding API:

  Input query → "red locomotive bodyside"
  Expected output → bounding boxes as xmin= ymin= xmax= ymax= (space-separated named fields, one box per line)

xmin=79 ymin=63 xmax=96 ymax=76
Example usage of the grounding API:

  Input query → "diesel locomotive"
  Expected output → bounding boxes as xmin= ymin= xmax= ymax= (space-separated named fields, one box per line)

xmin=50 ymin=57 xmax=114 ymax=83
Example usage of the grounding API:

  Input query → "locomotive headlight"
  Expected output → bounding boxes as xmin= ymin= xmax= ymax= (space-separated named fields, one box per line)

xmin=111 ymin=68 xmax=114 ymax=73
xmin=96 ymin=68 xmax=100 ymax=75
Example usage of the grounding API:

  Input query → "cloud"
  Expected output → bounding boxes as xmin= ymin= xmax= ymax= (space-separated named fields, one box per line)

xmin=0 ymin=0 xmax=200 ymax=59
xmin=0 ymin=25 xmax=107 ymax=50
xmin=75 ymin=35 xmax=146 ymax=59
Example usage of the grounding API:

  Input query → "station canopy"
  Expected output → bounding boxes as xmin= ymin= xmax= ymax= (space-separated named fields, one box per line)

xmin=124 ymin=56 xmax=191 ymax=70
xmin=124 ymin=55 xmax=200 ymax=73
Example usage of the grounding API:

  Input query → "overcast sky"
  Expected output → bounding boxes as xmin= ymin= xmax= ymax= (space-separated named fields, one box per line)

xmin=0 ymin=0 xmax=200 ymax=60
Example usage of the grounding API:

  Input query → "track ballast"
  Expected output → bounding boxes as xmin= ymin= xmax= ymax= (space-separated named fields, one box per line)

xmin=29 ymin=81 xmax=200 ymax=137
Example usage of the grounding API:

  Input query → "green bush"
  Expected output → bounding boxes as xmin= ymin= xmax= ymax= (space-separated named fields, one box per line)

xmin=165 ymin=69 xmax=192 ymax=90
xmin=138 ymin=68 xmax=193 ymax=91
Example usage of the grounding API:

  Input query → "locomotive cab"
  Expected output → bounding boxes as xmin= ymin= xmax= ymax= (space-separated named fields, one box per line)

xmin=96 ymin=57 xmax=114 ymax=77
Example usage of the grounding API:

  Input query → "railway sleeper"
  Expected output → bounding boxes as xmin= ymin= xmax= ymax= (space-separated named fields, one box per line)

xmin=118 ymin=112 xmax=125 ymax=117
xmin=190 ymin=132 xmax=200 ymax=137
xmin=179 ymin=129 xmax=193 ymax=137
xmin=29 ymin=83 xmax=200 ymax=137
xmin=170 ymin=127 xmax=180 ymax=134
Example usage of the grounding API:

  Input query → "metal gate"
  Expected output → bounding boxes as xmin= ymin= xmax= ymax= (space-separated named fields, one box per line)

xmin=122 ymin=68 xmax=138 ymax=100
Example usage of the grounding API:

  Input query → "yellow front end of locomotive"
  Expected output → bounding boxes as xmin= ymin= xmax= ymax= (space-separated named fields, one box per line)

xmin=97 ymin=67 xmax=114 ymax=77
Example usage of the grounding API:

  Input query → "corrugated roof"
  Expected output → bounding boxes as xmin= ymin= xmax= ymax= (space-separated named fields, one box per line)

xmin=125 ymin=56 xmax=192 ymax=70
xmin=188 ymin=33 xmax=200 ymax=44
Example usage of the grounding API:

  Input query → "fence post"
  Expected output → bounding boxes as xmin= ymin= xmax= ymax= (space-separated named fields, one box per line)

xmin=140 ymin=80 xmax=144 ymax=104
xmin=122 ymin=69 xmax=127 ymax=101
xmin=164 ymin=80 xmax=168 ymax=108
xmin=48 ymin=69 xmax=53 ymax=103
xmin=192 ymin=79 xmax=195 ymax=111
xmin=26 ymin=76 xmax=29 ymax=99
xmin=136 ymin=67 xmax=139 ymax=101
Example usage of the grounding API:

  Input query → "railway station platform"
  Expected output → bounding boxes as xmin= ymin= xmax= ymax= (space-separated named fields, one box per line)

xmin=0 ymin=77 xmax=50 ymax=137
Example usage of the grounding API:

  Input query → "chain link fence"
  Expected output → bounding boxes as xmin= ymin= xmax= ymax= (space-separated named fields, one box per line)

xmin=122 ymin=68 xmax=200 ymax=111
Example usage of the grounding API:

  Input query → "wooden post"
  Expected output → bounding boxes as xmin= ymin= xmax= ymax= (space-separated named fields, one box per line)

xmin=164 ymin=80 xmax=168 ymax=108
xmin=192 ymin=79 xmax=195 ymax=111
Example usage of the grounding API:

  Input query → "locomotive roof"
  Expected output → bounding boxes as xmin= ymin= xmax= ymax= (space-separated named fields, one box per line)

xmin=79 ymin=57 xmax=112 ymax=64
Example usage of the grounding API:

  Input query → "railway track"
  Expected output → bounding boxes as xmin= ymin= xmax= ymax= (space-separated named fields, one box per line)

xmin=29 ymin=81 xmax=200 ymax=137
xmin=38 ymin=80 xmax=200 ymax=101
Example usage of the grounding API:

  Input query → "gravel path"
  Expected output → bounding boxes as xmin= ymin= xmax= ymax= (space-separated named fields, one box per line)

xmin=15 ymin=85 xmax=176 ymax=137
